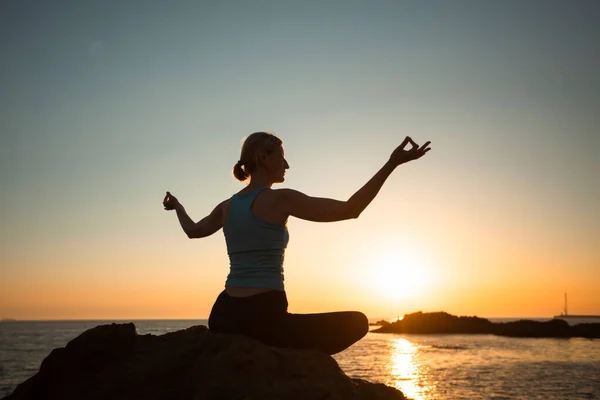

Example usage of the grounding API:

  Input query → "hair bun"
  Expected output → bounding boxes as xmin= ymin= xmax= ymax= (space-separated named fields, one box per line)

xmin=233 ymin=160 xmax=249 ymax=181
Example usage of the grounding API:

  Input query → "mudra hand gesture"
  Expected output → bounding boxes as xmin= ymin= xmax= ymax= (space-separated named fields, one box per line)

xmin=163 ymin=191 xmax=180 ymax=211
xmin=389 ymin=136 xmax=431 ymax=166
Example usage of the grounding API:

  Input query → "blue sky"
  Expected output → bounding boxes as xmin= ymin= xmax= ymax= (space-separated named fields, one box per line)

xmin=1 ymin=1 xmax=599 ymax=319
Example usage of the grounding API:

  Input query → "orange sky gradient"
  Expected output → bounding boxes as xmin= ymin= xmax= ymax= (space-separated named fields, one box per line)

xmin=2 ymin=1 xmax=599 ymax=320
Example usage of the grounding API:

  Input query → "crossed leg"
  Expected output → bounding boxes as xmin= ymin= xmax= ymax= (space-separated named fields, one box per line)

xmin=262 ymin=311 xmax=369 ymax=355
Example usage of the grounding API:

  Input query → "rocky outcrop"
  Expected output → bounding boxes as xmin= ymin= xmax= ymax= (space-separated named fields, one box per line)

xmin=368 ymin=320 xmax=391 ymax=327
xmin=374 ymin=312 xmax=494 ymax=334
xmin=3 ymin=324 xmax=405 ymax=400
xmin=373 ymin=312 xmax=600 ymax=338
xmin=493 ymin=318 xmax=573 ymax=338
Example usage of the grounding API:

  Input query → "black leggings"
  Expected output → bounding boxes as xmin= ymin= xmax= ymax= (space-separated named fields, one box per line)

xmin=208 ymin=290 xmax=368 ymax=355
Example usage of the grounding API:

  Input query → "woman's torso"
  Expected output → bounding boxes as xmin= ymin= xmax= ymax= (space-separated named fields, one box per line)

xmin=222 ymin=187 xmax=287 ymax=297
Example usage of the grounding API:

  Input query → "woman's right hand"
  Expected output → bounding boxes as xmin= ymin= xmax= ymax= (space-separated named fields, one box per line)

xmin=163 ymin=191 xmax=181 ymax=211
xmin=389 ymin=136 xmax=431 ymax=166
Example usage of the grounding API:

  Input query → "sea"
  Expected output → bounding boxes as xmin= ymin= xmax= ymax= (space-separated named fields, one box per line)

xmin=1 ymin=319 xmax=599 ymax=400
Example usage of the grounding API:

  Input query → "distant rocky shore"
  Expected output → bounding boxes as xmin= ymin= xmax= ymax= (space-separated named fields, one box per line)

xmin=372 ymin=311 xmax=600 ymax=338
xmin=3 ymin=323 xmax=405 ymax=400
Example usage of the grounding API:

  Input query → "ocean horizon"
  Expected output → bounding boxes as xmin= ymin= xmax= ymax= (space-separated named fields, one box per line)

xmin=0 ymin=316 xmax=565 ymax=322
xmin=1 ymin=318 xmax=599 ymax=399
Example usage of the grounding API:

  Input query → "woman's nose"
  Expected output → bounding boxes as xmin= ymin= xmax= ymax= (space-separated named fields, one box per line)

xmin=284 ymin=159 xmax=290 ymax=169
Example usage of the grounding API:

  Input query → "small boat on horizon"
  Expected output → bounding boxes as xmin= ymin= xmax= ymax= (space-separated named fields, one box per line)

xmin=553 ymin=293 xmax=600 ymax=321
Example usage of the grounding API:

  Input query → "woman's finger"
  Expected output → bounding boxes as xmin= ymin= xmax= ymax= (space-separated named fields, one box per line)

xmin=399 ymin=136 xmax=411 ymax=150
xmin=407 ymin=137 xmax=419 ymax=150
xmin=418 ymin=141 xmax=431 ymax=152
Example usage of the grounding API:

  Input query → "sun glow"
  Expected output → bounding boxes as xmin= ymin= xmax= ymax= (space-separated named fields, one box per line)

xmin=366 ymin=239 xmax=435 ymax=301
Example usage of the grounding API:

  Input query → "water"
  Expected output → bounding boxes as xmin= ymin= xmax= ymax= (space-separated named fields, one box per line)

xmin=1 ymin=320 xmax=599 ymax=399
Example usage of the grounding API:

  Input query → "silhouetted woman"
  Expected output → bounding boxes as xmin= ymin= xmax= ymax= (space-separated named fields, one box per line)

xmin=163 ymin=132 xmax=431 ymax=355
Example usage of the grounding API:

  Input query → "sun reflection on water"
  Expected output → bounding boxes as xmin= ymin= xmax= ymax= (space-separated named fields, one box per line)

xmin=387 ymin=338 xmax=434 ymax=400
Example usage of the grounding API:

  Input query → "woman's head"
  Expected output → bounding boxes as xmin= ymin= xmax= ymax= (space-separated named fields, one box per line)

xmin=233 ymin=132 xmax=289 ymax=183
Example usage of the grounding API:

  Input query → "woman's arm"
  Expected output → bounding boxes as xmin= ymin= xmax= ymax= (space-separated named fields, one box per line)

xmin=279 ymin=136 xmax=430 ymax=222
xmin=164 ymin=192 xmax=224 ymax=238
xmin=346 ymin=159 xmax=397 ymax=218
xmin=277 ymin=161 xmax=395 ymax=222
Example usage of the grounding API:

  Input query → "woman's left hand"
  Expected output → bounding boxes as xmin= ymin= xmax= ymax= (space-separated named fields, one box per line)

xmin=163 ymin=191 xmax=181 ymax=211
xmin=389 ymin=136 xmax=431 ymax=166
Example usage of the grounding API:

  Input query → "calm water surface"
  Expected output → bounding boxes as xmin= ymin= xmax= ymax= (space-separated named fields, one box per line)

xmin=1 ymin=320 xmax=599 ymax=399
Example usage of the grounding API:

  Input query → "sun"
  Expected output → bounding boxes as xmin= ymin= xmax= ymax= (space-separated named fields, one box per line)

xmin=369 ymin=249 xmax=433 ymax=301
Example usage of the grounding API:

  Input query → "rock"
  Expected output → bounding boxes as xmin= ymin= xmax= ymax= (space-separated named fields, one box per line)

xmin=374 ymin=312 xmax=494 ymax=334
xmin=494 ymin=319 xmax=572 ymax=338
xmin=369 ymin=320 xmax=391 ymax=327
xmin=571 ymin=323 xmax=600 ymax=339
xmin=3 ymin=324 xmax=405 ymax=400
xmin=373 ymin=312 xmax=600 ymax=338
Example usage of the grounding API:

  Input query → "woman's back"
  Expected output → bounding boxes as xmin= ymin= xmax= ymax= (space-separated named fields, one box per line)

xmin=223 ymin=187 xmax=289 ymax=292
xmin=221 ymin=188 xmax=287 ymax=227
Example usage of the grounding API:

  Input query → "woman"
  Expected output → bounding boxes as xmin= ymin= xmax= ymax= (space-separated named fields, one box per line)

xmin=163 ymin=132 xmax=431 ymax=355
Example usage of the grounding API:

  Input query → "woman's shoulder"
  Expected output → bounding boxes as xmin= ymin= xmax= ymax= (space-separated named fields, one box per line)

xmin=237 ymin=187 xmax=298 ymax=200
xmin=216 ymin=197 xmax=232 ymax=212
xmin=270 ymin=188 xmax=305 ymax=201
xmin=270 ymin=188 xmax=300 ymax=196
xmin=219 ymin=197 xmax=234 ymax=225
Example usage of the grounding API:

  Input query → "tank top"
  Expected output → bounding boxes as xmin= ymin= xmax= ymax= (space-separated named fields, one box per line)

xmin=223 ymin=187 xmax=289 ymax=291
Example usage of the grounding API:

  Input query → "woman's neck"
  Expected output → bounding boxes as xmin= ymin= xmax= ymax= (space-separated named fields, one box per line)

xmin=247 ymin=171 xmax=272 ymax=190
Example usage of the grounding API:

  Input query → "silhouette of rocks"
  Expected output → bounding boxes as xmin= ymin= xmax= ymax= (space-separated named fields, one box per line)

xmin=493 ymin=319 xmax=572 ymax=338
xmin=369 ymin=319 xmax=391 ymax=326
xmin=3 ymin=323 xmax=405 ymax=400
xmin=570 ymin=323 xmax=600 ymax=338
xmin=373 ymin=312 xmax=600 ymax=338
xmin=374 ymin=312 xmax=494 ymax=334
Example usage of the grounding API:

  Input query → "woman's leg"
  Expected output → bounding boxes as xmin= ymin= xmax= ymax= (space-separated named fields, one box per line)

xmin=267 ymin=311 xmax=369 ymax=355
xmin=209 ymin=290 xmax=369 ymax=355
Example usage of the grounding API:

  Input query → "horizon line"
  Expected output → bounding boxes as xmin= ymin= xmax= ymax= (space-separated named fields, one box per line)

xmin=2 ymin=315 xmax=561 ymax=322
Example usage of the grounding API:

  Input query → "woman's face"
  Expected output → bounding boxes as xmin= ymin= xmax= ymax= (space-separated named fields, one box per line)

xmin=262 ymin=145 xmax=289 ymax=183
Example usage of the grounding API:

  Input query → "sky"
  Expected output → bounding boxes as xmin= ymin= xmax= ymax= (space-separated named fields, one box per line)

xmin=1 ymin=0 xmax=599 ymax=320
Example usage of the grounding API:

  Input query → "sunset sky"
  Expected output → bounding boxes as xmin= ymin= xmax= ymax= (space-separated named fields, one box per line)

xmin=1 ymin=1 xmax=599 ymax=320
